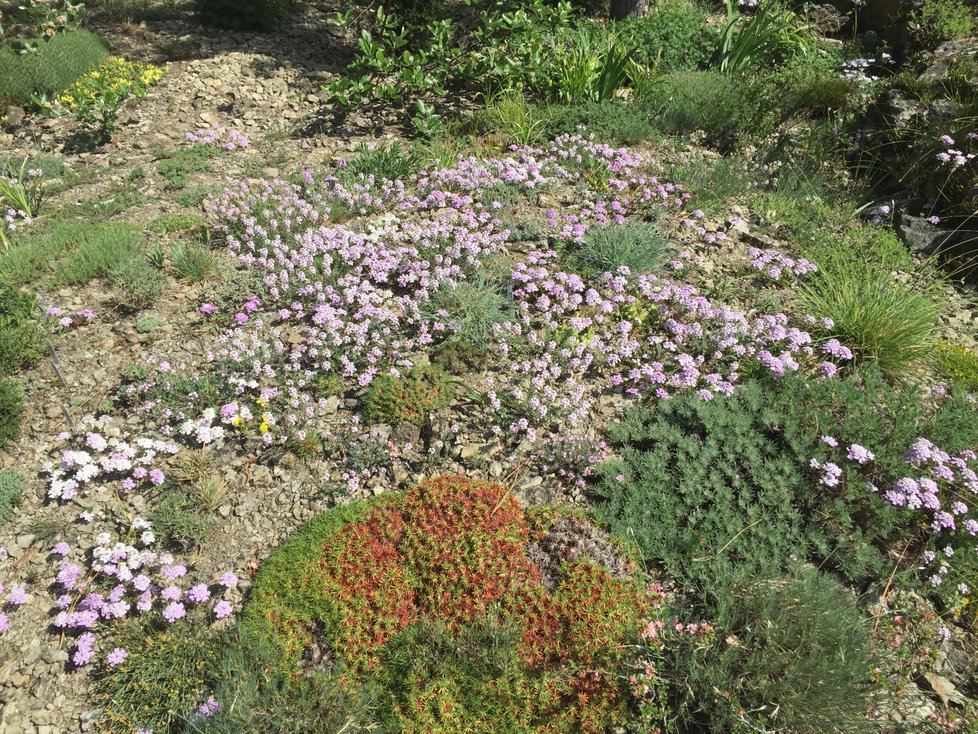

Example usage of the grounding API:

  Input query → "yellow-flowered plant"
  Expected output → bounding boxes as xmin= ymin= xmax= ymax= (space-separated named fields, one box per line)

xmin=935 ymin=339 xmax=978 ymax=390
xmin=55 ymin=56 xmax=164 ymax=134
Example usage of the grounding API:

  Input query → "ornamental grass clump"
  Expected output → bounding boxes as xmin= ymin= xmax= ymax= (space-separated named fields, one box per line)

xmin=243 ymin=476 xmax=652 ymax=733
xmin=798 ymin=256 xmax=942 ymax=383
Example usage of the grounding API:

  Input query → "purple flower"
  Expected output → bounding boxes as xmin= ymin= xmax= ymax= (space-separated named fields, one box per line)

xmin=0 ymin=613 xmax=8 ymax=633
xmin=218 ymin=571 xmax=238 ymax=588
xmin=6 ymin=584 xmax=27 ymax=606
xmin=73 ymin=632 xmax=96 ymax=666
xmin=200 ymin=303 xmax=217 ymax=314
xmin=162 ymin=602 xmax=186 ymax=623
xmin=820 ymin=435 xmax=838 ymax=447
xmin=198 ymin=696 xmax=221 ymax=717
xmin=846 ymin=444 xmax=875 ymax=465
xmin=213 ymin=600 xmax=233 ymax=619
xmin=51 ymin=542 xmax=70 ymax=556
xmin=186 ymin=584 xmax=211 ymax=604
xmin=106 ymin=647 xmax=128 ymax=667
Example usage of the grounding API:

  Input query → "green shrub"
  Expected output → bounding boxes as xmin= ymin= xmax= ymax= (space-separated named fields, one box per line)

xmin=642 ymin=70 xmax=749 ymax=146
xmin=0 ymin=30 xmax=108 ymax=103
xmin=936 ymin=339 xmax=978 ymax=389
xmin=362 ymin=364 xmax=455 ymax=426
xmin=593 ymin=384 xmax=825 ymax=592
xmin=570 ymin=220 xmax=674 ymax=275
xmin=97 ymin=619 xmax=222 ymax=734
xmin=615 ymin=0 xmax=717 ymax=71
xmin=596 ymin=367 xmax=978 ymax=594
xmin=540 ymin=99 xmax=659 ymax=145
xmin=0 ymin=468 xmax=24 ymax=524
xmin=909 ymin=0 xmax=976 ymax=50
xmin=798 ymin=255 xmax=942 ymax=383
xmin=196 ymin=0 xmax=290 ymax=31
xmin=0 ymin=288 xmax=44 ymax=376
xmin=54 ymin=222 xmax=145 ymax=285
xmin=108 ymin=258 xmax=163 ymax=311
xmin=423 ymin=278 xmax=512 ymax=348
xmin=197 ymin=627 xmax=374 ymax=734
xmin=666 ymin=568 xmax=876 ymax=734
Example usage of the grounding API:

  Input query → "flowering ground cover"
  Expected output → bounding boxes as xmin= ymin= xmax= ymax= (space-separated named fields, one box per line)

xmin=2 ymin=1 xmax=978 ymax=733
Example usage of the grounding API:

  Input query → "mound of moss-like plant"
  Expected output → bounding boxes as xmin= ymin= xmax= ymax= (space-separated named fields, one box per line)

xmin=242 ymin=476 xmax=651 ymax=733
xmin=362 ymin=364 xmax=455 ymax=426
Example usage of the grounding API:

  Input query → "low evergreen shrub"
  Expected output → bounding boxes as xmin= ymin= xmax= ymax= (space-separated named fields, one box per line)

xmin=362 ymin=364 xmax=455 ymax=426
xmin=665 ymin=568 xmax=877 ymax=734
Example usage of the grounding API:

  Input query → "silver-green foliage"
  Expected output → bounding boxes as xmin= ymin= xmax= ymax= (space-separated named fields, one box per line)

xmin=0 ymin=468 xmax=23 ymax=524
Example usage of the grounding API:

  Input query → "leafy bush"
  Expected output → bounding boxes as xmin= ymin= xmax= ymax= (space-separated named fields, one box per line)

xmin=642 ymin=70 xmax=749 ymax=146
xmin=570 ymin=220 xmax=673 ymax=275
xmin=97 ymin=619 xmax=222 ymax=733
xmin=0 ymin=29 xmax=107 ymax=104
xmin=549 ymin=25 xmax=644 ymax=104
xmin=54 ymin=222 xmax=145 ymax=285
xmin=798 ymin=255 xmax=942 ymax=383
xmin=909 ymin=0 xmax=976 ymax=50
xmin=51 ymin=55 xmax=164 ymax=134
xmin=362 ymin=364 xmax=455 ymax=426
xmin=244 ymin=476 xmax=650 ymax=732
xmin=935 ymin=339 xmax=978 ymax=390
xmin=538 ymin=98 xmax=658 ymax=145
xmin=0 ymin=287 xmax=44 ymax=376
xmin=0 ymin=468 xmax=24 ymax=524
xmin=196 ymin=0 xmax=290 ymax=31
xmin=615 ymin=0 xmax=716 ymax=71
xmin=664 ymin=568 xmax=876 ymax=734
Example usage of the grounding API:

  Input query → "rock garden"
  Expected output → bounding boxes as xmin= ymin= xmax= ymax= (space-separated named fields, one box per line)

xmin=2 ymin=0 xmax=978 ymax=732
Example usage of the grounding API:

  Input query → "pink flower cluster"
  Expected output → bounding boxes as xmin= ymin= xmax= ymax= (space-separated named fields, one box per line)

xmin=935 ymin=133 xmax=977 ymax=168
xmin=44 ymin=415 xmax=179 ymax=501
xmin=532 ymin=433 xmax=609 ymax=489
xmin=46 ymin=306 xmax=95 ymax=330
xmin=185 ymin=124 xmax=250 ymax=151
xmin=50 ymin=520 xmax=239 ymax=667
xmin=747 ymin=246 xmax=818 ymax=280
